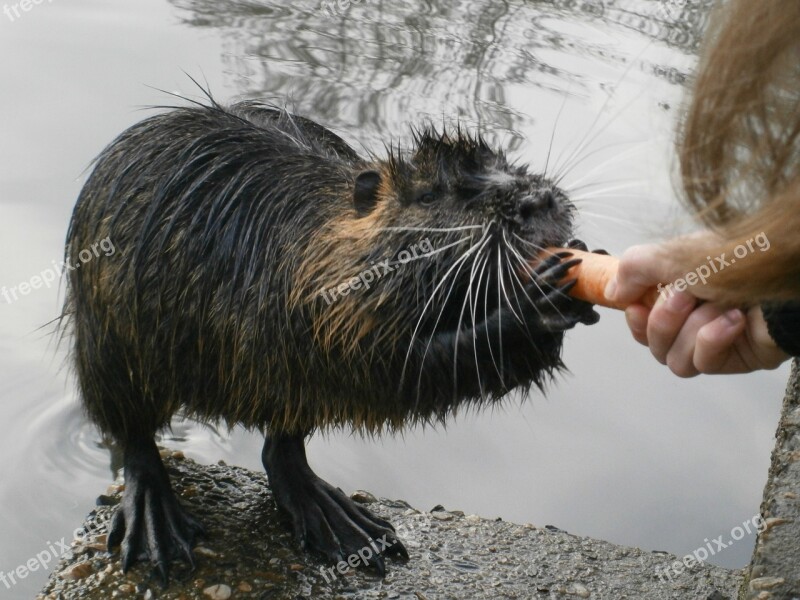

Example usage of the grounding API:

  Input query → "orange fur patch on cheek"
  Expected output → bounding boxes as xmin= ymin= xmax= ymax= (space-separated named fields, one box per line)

xmin=288 ymin=173 xmax=401 ymax=352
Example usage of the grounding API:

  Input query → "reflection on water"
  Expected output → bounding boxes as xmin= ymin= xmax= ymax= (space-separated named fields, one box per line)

xmin=171 ymin=0 xmax=710 ymax=151
xmin=1 ymin=0 xmax=787 ymax=597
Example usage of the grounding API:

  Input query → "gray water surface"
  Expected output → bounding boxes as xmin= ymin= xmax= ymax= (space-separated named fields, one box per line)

xmin=0 ymin=0 xmax=788 ymax=597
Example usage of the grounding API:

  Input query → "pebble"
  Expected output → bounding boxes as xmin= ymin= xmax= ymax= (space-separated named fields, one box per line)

xmin=194 ymin=546 xmax=220 ymax=558
xmin=351 ymin=490 xmax=377 ymax=504
xmin=431 ymin=511 xmax=453 ymax=521
xmin=569 ymin=583 xmax=591 ymax=597
xmin=749 ymin=577 xmax=785 ymax=591
xmin=763 ymin=517 xmax=789 ymax=532
xmin=465 ymin=514 xmax=481 ymax=523
xmin=37 ymin=457 xmax=749 ymax=600
xmin=203 ymin=583 xmax=232 ymax=599
xmin=59 ymin=561 xmax=94 ymax=581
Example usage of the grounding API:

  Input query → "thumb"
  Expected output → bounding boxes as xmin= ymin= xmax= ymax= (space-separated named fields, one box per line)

xmin=606 ymin=244 xmax=679 ymax=306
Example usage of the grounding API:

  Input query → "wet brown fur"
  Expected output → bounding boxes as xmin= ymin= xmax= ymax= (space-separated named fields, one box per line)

xmin=65 ymin=100 xmax=577 ymax=441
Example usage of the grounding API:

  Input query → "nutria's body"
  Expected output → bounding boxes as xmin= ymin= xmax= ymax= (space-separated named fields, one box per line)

xmin=65 ymin=97 xmax=598 ymax=581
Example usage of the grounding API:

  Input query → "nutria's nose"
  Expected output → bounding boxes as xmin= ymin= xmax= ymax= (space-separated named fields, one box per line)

xmin=517 ymin=190 xmax=555 ymax=225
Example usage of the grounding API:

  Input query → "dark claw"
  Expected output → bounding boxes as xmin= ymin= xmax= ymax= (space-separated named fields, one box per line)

xmin=371 ymin=553 xmax=386 ymax=576
xmin=519 ymin=248 xmax=602 ymax=333
xmin=392 ymin=542 xmax=410 ymax=560
xmin=531 ymin=252 xmax=566 ymax=278
xmin=263 ymin=435 xmax=408 ymax=578
xmin=533 ymin=258 xmax=582 ymax=290
xmin=567 ymin=238 xmax=609 ymax=256
xmin=109 ymin=442 xmax=203 ymax=585
xmin=566 ymin=238 xmax=588 ymax=251
xmin=555 ymin=279 xmax=577 ymax=297
xmin=107 ymin=509 xmax=125 ymax=551
xmin=155 ymin=561 xmax=169 ymax=587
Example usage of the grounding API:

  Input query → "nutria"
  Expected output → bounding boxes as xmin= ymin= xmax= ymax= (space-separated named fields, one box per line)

xmin=64 ymin=95 xmax=600 ymax=582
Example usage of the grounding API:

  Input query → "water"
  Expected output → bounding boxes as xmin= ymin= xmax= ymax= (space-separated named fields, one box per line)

xmin=0 ymin=0 xmax=788 ymax=596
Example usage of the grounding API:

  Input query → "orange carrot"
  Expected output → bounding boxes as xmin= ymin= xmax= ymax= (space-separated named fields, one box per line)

xmin=541 ymin=247 xmax=660 ymax=310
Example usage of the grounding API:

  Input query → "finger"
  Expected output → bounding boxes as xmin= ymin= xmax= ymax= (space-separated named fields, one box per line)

xmin=665 ymin=303 xmax=728 ymax=377
xmin=646 ymin=291 xmax=697 ymax=364
xmin=738 ymin=306 xmax=791 ymax=371
xmin=693 ymin=309 xmax=748 ymax=374
xmin=606 ymin=244 xmax=677 ymax=305
xmin=624 ymin=304 xmax=650 ymax=346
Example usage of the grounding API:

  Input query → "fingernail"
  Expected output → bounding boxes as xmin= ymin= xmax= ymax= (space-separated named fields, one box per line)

xmin=604 ymin=278 xmax=617 ymax=301
xmin=723 ymin=308 xmax=744 ymax=326
xmin=664 ymin=291 xmax=694 ymax=313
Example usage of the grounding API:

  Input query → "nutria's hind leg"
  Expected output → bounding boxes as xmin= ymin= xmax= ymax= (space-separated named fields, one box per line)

xmin=107 ymin=437 xmax=205 ymax=584
xmin=262 ymin=433 xmax=408 ymax=575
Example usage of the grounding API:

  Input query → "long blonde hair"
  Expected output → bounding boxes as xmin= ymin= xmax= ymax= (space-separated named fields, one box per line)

xmin=674 ymin=0 xmax=800 ymax=305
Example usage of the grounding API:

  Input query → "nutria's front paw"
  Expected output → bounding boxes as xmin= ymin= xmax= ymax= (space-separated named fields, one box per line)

xmin=521 ymin=251 xmax=600 ymax=332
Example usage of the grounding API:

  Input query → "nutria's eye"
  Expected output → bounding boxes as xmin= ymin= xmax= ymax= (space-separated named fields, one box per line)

xmin=417 ymin=192 xmax=436 ymax=206
xmin=353 ymin=170 xmax=382 ymax=216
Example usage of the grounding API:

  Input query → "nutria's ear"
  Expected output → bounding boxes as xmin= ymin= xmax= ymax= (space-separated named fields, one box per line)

xmin=353 ymin=170 xmax=382 ymax=216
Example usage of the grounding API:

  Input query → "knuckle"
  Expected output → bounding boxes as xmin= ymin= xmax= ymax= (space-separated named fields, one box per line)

xmin=617 ymin=245 xmax=650 ymax=274
xmin=647 ymin=317 xmax=678 ymax=342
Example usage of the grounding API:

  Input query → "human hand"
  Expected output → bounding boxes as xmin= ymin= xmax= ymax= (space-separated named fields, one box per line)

xmin=606 ymin=244 xmax=790 ymax=376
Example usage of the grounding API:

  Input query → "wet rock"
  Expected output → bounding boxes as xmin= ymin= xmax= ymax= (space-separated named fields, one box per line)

xmin=748 ymin=577 xmax=785 ymax=591
xmin=202 ymin=583 xmax=231 ymax=599
xmin=743 ymin=361 xmax=800 ymax=598
xmin=193 ymin=546 xmax=219 ymax=558
xmin=39 ymin=452 xmax=745 ymax=599
xmin=350 ymin=490 xmax=377 ymax=504
xmin=59 ymin=561 xmax=94 ymax=581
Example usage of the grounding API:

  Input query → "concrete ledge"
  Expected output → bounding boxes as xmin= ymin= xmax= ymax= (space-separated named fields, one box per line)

xmin=742 ymin=361 xmax=800 ymax=600
xmin=38 ymin=451 xmax=743 ymax=599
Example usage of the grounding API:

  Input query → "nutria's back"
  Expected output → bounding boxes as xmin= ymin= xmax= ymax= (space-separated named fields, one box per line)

xmin=66 ymin=100 xmax=581 ymax=442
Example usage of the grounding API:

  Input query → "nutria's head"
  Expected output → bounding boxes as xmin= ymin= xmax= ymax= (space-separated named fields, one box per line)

xmin=356 ymin=128 xmax=573 ymax=249
xmin=292 ymin=127 xmax=575 ymax=353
